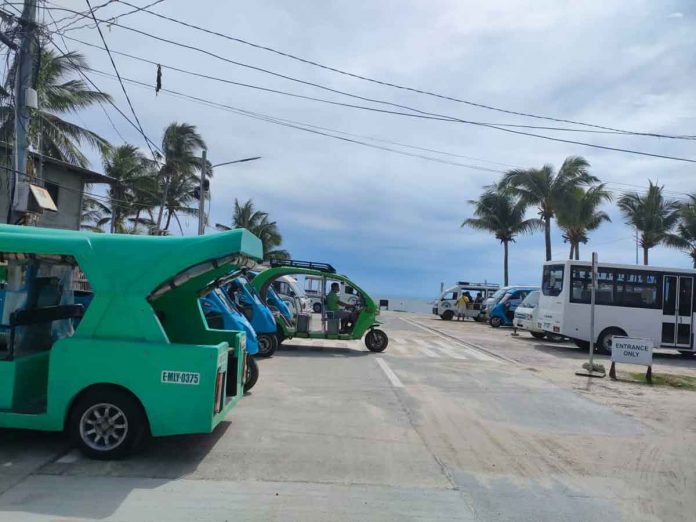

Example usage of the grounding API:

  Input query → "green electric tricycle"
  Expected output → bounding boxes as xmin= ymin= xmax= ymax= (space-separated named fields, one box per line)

xmin=0 ymin=224 xmax=262 ymax=459
xmin=249 ymin=260 xmax=389 ymax=352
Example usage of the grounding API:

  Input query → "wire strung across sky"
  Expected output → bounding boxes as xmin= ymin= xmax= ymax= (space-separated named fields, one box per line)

xmin=83 ymin=0 xmax=158 ymax=161
xmin=52 ymin=0 xmax=696 ymax=141
xmin=37 ymin=7 xmax=696 ymax=162
xmin=59 ymin=34 xmax=687 ymax=140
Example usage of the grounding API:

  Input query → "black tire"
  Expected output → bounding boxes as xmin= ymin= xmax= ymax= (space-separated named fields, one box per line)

xmin=244 ymin=355 xmax=259 ymax=393
xmin=68 ymin=387 xmax=148 ymax=460
xmin=530 ymin=331 xmax=545 ymax=339
xmin=546 ymin=333 xmax=565 ymax=342
xmin=365 ymin=329 xmax=389 ymax=352
xmin=256 ymin=333 xmax=278 ymax=357
xmin=489 ymin=316 xmax=502 ymax=328
xmin=573 ymin=339 xmax=590 ymax=350
xmin=441 ymin=310 xmax=454 ymax=321
xmin=313 ymin=302 xmax=322 ymax=313
xmin=596 ymin=327 xmax=626 ymax=355
xmin=678 ymin=350 xmax=695 ymax=357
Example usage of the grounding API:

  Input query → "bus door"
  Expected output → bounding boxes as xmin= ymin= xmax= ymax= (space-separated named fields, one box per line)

xmin=662 ymin=275 xmax=694 ymax=348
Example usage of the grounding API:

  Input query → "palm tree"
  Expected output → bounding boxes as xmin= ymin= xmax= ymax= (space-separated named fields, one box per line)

xmin=103 ymin=145 xmax=150 ymax=233
xmin=556 ymin=184 xmax=612 ymax=260
xmin=500 ymin=156 xmax=597 ymax=261
xmin=665 ymin=194 xmax=696 ymax=267
xmin=617 ymin=182 xmax=681 ymax=265
xmin=80 ymin=194 xmax=109 ymax=232
xmin=0 ymin=44 xmax=112 ymax=167
xmin=462 ymin=185 xmax=543 ymax=285
xmin=231 ymin=198 xmax=290 ymax=261
xmin=155 ymin=122 xmax=206 ymax=232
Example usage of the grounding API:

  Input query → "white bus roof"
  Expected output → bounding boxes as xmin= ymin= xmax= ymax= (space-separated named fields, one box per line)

xmin=544 ymin=259 xmax=696 ymax=275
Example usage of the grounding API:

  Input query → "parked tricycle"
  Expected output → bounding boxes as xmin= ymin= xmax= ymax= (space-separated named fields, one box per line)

xmin=250 ymin=260 xmax=388 ymax=352
xmin=0 ymin=225 xmax=262 ymax=459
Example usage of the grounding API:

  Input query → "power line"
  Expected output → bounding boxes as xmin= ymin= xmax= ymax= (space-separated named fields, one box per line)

xmin=104 ymin=0 xmax=696 ymax=141
xmin=83 ymin=0 xmax=157 ymax=161
xmin=60 ymin=34 xmax=686 ymax=140
xmin=44 ymin=31 xmax=161 ymax=156
xmin=44 ymin=10 xmax=696 ymax=162
xmin=47 ymin=0 xmax=115 ymax=32
xmin=58 ymin=0 xmax=164 ymax=34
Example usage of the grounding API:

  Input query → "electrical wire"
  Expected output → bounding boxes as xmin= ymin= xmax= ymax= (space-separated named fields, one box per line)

xmin=83 ymin=0 xmax=157 ymax=161
xmin=42 ymin=9 xmax=696 ymax=161
xmin=85 ymin=0 xmax=696 ymax=141
xmin=58 ymin=0 xmax=164 ymax=34
xmin=60 ymin=34 xmax=686 ymax=139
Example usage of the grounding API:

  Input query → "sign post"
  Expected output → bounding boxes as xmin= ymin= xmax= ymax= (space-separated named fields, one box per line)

xmin=609 ymin=337 xmax=653 ymax=383
xmin=575 ymin=252 xmax=606 ymax=378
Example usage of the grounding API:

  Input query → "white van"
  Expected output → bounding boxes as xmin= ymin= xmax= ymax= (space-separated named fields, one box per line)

xmin=305 ymin=275 xmax=358 ymax=313
xmin=434 ymin=282 xmax=500 ymax=321
xmin=271 ymin=275 xmax=311 ymax=316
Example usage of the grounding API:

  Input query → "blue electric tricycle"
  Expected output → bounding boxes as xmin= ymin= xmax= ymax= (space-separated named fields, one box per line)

xmin=223 ymin=274 xmax=279 ymax=357
xmin=200 ymin=288 xmax=259 ymax=392
xmin=488 ymin=286 xmax=539 ymax=328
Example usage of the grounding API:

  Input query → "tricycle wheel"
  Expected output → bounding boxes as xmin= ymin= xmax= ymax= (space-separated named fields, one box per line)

xmin=489 ymin=316 xmax=502 ymax=328
xmin=256 ymin=333 xmax=278 ymax=357
xmin=365 ymin=329 xmax=389 ymax=352
xmin=244 ymin=355 xmax=259 ymax=393
xmin=68 ymin=387 xmax=148 ymax=460
xmin=313 ymin=302 xmax=322 ymax=313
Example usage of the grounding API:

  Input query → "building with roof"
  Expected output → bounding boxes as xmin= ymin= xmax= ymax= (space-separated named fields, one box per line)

xmin=0 ymin=151 xmax=114 ymax=230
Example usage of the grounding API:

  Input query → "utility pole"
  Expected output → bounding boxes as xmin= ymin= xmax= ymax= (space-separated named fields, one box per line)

xmin=197 ymin=149 xmax=207 ymax=235
xmin=8 ymin=0 xmax=38 ymax=224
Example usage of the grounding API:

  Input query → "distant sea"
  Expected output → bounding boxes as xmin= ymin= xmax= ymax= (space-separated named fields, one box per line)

xmin=378 ymin=297 xmax=434 ymax=314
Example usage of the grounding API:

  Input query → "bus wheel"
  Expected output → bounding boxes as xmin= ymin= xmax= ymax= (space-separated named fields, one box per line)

xmin=365 ymin=329 xmax=389 ymax=352
xmin=244 ymin=355 xmax=259 ymax=393
xmin=596 ymin=328 xmax=626 ymax=355
xmin=489 ymin=316 xmax=502 ymax=328
xmin=546 ymin=333 xmax=565 ymax=342
xmin=441 ymin=310 xmax=454 ymax=321
xmin=531 ymin=332 xmax=545 ymax=340
xmin=573 ymin=339 xmax=590 ymax=350
xmin=69 ymin=387 xmax=148 ymax=460
xmin=679 ymin=350 xmax=696 ymax=357
xmin=257 ymin=334 xmax=278 ymax=357
xmin=313 ymin=303 xmax=322 ymax=313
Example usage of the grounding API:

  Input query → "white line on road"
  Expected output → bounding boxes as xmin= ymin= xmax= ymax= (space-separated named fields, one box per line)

xmin=399 ymin=316 xmax=499 ymax=362
xmin=375 ymin=358 xmax=404 ymax=388
xmin=431 ymin=340 xmax=468 ymax=359
xmin=413 ymin=339 xmax=439 ymax=358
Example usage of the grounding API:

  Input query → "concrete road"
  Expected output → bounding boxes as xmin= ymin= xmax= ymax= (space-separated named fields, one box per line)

xmin=0 ymin=312 xmax=693 ymax=521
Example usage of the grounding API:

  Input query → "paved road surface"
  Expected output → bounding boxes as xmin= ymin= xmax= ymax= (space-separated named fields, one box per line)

xmin=0 ymin=312 xmax=692 ymax=521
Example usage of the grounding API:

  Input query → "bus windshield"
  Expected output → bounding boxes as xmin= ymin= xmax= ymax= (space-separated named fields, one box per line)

xmin=542 ymin=265 xmax=564 ymax=296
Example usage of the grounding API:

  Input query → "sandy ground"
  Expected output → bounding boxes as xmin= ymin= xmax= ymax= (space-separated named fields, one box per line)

xmin=0 ymin=311 xmax=694 ymax=521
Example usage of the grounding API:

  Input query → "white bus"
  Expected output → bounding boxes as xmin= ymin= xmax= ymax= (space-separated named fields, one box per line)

xmin=538 ymin=259 xmax=696 ymax=355
xmin=433 ymin=282 xmax=499 ymax=321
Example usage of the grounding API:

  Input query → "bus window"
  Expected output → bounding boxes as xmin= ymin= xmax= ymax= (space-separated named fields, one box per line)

xmin=542 ymin=265 xmax=564 ymax=296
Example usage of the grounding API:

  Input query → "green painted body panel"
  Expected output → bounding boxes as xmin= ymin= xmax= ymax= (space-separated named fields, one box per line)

xmin=0 ymin=225 xmax=262 ymax=436
xmin=251 ymin=267 xmax=380 ymax=341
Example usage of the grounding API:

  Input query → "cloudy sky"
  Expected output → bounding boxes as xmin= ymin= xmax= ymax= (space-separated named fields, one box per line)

xmin=44 ymin=0 xmax=696 ymax=298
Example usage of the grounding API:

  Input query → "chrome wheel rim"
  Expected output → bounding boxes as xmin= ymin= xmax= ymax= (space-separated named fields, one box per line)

xmin=79 ymin=403 xmax=128 ymax=452
xmin=258 ymin=336 xmax=271 ymax=353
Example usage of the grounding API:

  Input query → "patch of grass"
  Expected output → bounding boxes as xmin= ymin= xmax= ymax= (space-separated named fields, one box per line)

xmin=627 ymin=372 xmax=696 ymax=390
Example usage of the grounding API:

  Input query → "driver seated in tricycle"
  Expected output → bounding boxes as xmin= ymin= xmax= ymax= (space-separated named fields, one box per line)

xmin=326 ymin=282 xmax=358 ymax=332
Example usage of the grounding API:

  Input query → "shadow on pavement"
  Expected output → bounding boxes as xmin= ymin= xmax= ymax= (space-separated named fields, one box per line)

xmin=0 ymin=420 xmax=233 ymax=519
xmin=276 ymin=344 xmax=371 ymax=358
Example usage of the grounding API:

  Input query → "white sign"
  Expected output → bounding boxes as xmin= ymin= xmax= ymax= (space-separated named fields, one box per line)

xmin=161 ymin=371 xmax=200 ymax=385
xmin=611 ymin=337 xmax=653 ymax=366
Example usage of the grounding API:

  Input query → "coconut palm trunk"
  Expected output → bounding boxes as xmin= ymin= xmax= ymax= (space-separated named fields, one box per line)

xmin=503 ymin=240 xmax=509 ymax=286
xmin=544 ymin=217 xmax=552 ymax=261
xmin=643 ymin=246 xmax=649 ymax=265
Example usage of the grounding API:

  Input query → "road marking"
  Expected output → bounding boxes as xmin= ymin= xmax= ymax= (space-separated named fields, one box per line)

xmin=55 ymin=450 xmax=81 ymax=464
xmin=399 ymin=316 xmax=501 ymax=363
xmin=375 ymin=358 xmax=404 ymax=388
xmin=431 ymin=340 xmax=469 ymax=359
xmin=413 ymin=339 xmax=439 ymax=358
